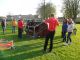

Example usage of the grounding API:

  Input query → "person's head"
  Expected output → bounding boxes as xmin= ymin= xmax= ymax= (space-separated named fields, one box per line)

xmin=32 ymin=19 xmax=35 ymax=22
xmin=18 ymin=18 xmax=22 ymax=21
xmin=50 ymin=14 xmax=54 ymax=17
xmin=18 ymin=20 xmax=20 ymax=21
xmin=19 ymin=18 xmax=23 ymax=21
xmin=13 ymin=18 xmax=16 ymax=21
xmin=68 ymin=18 xmax=73 ymax=24
xmin=63 ymin=19 xmax=68 ymax=24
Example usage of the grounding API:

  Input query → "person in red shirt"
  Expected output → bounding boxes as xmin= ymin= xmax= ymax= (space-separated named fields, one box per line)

xmin=18 ymin=19 xmax=24 ymax=39
xmin=43 ymin=14 xmax=59 ymax=52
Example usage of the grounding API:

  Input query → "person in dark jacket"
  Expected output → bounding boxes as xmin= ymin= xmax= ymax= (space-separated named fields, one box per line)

xmin=62 ymin=19 xmax=68 ymax=42
xmin=1 ymin=18 xmax=6 ymax=34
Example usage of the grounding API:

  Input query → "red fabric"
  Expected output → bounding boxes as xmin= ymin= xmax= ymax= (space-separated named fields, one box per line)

xmin=0 ymin=43 xmax=4 ymax=46
xmin=0 ymin=42 xmax=13 ymax=47
xmin=44 ymin=17 xmax=59 ymax=31
xmin=6 ymin=42 xmax=13 ymax=47
xmin=18 ymin=20 xmax=24 ymax=28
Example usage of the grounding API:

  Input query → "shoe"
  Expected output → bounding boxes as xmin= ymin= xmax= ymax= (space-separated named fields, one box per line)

xmin=64 ymin=43 xmax=68 ymax=46
xmin=48 ymin=50 xmax=52 ymax=53
xmin=68 ymin=42 xmax=72 ymax=45
xmin=48 ymin=49 xmax=52 ymax=53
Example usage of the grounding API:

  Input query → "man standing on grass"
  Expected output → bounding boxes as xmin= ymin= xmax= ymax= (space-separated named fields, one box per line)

xmin=18 ymin=18 xmax=24 ymax=39
xmin=1 ymin=18 xmax=6 ymax=34
xmin=43 ymin=14 xmax=59 ymax=52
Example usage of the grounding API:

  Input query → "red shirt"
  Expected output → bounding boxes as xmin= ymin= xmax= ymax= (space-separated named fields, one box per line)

xmin=44 ymin=17 xmax=59 ymax=31
xmin=18 ymin=20 xmax=24 ymax=28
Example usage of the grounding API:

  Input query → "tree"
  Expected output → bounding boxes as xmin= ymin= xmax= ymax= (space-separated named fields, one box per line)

xmin=63 ymin=0 xmax=80 ymax=22
xmin=37 ymin=2 xmax=56 ymax=19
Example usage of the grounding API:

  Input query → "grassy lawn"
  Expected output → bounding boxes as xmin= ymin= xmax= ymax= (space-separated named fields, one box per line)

xmin=0 ymin=24 xmax=80 ymax=60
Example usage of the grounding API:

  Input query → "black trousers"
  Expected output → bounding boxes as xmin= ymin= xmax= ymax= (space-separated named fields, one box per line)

xmin=61 ymin=31 xmax=64 ymax=38
xmin=18 ymin=28 xmax=23 ymax=39
xmin=44 ymin=31 xmax=55 ymax=52
xmin=66 ymin=32 xmax=72 ymax=43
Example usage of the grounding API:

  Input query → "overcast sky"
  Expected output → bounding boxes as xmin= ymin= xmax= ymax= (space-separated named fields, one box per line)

xmin=0 ymin=0 xmax=63 ymax=17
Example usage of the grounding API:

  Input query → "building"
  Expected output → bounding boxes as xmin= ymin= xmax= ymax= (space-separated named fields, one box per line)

xmin=0 ymin=16 xmax=6 ymax=22
xmin=6 ymin=14 xmax=40 ymax=21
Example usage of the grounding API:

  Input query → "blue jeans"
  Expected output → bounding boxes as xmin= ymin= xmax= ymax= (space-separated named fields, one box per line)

xmin=66 ymin=32 xmax=72 ymax=43
xmin=63 ymin=31 xmax=67 ymax=42
xmin=12 ymin=26 xmax=16 ymax=33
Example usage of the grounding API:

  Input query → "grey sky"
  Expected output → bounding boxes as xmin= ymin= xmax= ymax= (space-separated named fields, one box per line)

xmin=0 ymin=0 xmax=63 ymax=17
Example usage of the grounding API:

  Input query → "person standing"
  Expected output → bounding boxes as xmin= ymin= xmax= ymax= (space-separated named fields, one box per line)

xmin=43 ymin=14 xmax=59 ymax=52
xmin=1 ymin=18 xmax=6 ymax=34
xmin=12 ymin=18 xmax=17 ymax=33
xmin=65 ymin=18 xmax=74 ymax=45
xmin=62 ymin=19 xmax=68 ymax=42
xmin=18 ymin=19 xmax=24 ymax=39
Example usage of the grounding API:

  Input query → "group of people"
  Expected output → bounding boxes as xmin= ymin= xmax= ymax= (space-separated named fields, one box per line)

xmin=43 ymin=14 xmax=76 ymax=53
xmin=0 ymin=14 xmax=76 ymax=53
xmin=62 ymin=18 xmax=75 ymax=45
xmin=1 ymin=18 xmax=24 ymax=39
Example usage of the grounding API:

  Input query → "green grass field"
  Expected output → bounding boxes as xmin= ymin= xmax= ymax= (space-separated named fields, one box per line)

xmin=0 ymin=24 xmax=80 ymax=60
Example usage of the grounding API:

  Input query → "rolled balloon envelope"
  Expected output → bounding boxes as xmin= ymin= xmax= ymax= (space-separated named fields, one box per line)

xmin=0 ymin=39 xmax=14 ymax=50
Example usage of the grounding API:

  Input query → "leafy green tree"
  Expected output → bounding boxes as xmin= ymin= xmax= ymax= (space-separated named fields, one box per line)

xmin=37 ymin=3 xmax=56 ymax=19
xmin=63 ymin=0 xmax=80 ymax=22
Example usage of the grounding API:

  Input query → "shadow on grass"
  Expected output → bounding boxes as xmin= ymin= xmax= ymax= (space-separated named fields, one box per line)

xmin=3 ymin=43 xmax=65 ymax=60
xmin=54 ymin=35 xmax=62 ymax=40
xmin=0 ymin=32 xmax=62 ymax=43
xmin=4 ymin=49 xmax=44 ymax=60
xmin=2 ymin=42 xmax=44 ymax=60
xmin=0 ymin=58 xmax=3 ymax=60
xmin=0 ymin=33 xmax=64 ymax=60
xmin=8 ymin=42 xmax=43 ymax=54
xmin=0 ymin=33 xmax=38 ymax=42
xmin=53 ymin=35 xmax=63 ymax=44
xmin=0 ymin=51 xmax=4 ymax=60
xmin=54 ymin=44 xmax=65 ymax=49
xmin=54 ymin=41 xmax=62 ymax=44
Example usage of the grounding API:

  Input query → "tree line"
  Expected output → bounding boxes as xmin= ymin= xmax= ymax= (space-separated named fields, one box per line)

xmin=37 ymin=0 xmax=80 ymax=22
